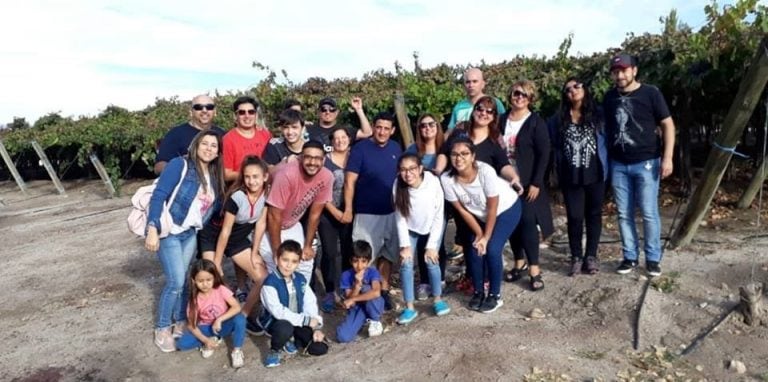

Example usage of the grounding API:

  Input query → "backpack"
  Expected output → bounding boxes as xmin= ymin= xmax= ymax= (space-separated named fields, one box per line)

xmin=127 ymin=160 xmax=188 ymax=238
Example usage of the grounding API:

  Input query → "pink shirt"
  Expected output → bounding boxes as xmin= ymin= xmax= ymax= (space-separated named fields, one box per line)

xmin=222 ymin=127 xmax=272 ymax=171
xmin=267 ymin=160 xmax=333 ymax=229
xmin=192 ymin=285 xmax=233 ymax=326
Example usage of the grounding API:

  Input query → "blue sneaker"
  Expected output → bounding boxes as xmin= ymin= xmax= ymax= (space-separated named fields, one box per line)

xmin=433 ymin=300 xmax=451 ymax=316
xmin=283 ymin=341 xmax=298 ymax=355
xmin=397 ymin=308 xmax=418 ymax=325
xmin=321 ymin=293 xmax=335 ymax=313
xmin=246 ymin=317 xmax=265 ymax=336
xmin=264 ymin=350 xmax=281 ymax=368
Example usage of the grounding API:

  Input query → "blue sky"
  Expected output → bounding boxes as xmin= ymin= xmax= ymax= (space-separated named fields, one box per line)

xmin=0 ymin=0 xmax=739 ymax=124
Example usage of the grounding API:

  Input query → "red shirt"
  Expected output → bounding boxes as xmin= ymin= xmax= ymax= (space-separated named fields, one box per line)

xmin=222 ymin=127 xmax=272 ymax=171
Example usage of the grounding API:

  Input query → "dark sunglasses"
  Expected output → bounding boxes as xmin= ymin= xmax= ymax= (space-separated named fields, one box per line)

xmin=474 ymin=105 xmax=495 ymax=114
xmin=192 ymin=103 xmax=215 ymax=111
xmin=563 ymin=83 xmax=584 ymax=94
xmin=419 ymin=121 xmax=437 ymax=129
xmin=319 ymin=107 xmax=337 ymax=113
xmin=512 ymin=90 xmax=529 ymax=99
xmin=236 ymin=109 xmax=257 ymax=116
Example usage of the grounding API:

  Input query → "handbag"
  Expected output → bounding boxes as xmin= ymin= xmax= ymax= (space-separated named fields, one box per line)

xmin=127 ymin=159 xmax=188 ymax=238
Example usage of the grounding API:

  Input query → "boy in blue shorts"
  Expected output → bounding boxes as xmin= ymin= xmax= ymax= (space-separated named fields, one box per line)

xmin=335 ymin=241 xmax=385 ymax=343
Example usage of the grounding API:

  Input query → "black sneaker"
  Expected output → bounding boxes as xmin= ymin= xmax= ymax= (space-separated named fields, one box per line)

xmin=616 ymin=259 xmax=638 ymax=275
xmin=646 ymin=261 xmax=662 ymax=277
xmin=246 ymin=317 xmax=265 ymax=336
xmin=480 ymin=294 xmax=503 ymax=314
xmin=382 ymin=289 xmax=394 ymax=311
xmin=468 ymin=292 xmax=484 ymax=311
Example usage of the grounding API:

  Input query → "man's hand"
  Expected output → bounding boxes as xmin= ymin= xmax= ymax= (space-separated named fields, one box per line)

xmin=661 ymin=158 xmax=673 ymax=179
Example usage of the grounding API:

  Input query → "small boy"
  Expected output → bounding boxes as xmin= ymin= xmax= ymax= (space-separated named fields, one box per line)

xmin=259 ymin=240 xmax=327 ymax=367
xmin=263 ymin=109 xmax=306 ymax=174
xmin=335 ymin=240 xmax=386 ymax=343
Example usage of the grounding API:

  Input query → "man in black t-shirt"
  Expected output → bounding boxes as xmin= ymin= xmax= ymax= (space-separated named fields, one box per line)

xmin=305 ymin=97 xmax=372 ymax=152
xmin=603 ymin=54 xmax=675 ymax=277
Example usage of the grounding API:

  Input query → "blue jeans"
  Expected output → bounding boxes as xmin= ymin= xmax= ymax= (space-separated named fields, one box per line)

xmin=335 ymin=298 xmax=385 ymax=343
xmin=610 ymin=158 xmax=662 ymax=263
xmin=176 ymin=314 xmax=246 ymax=350
xmin=400 ymin=232 xmax=443 ymax=304
xmin=465 ymin=203 xmax=522 ymax=296
xmin=156 ymin=228 xmax=197 ymax=329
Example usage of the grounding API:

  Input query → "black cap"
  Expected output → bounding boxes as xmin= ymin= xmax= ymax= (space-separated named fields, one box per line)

xmin=318 ymin=97 xmax=337 ymax=109
xmin=610 ymin=54 xmax=636 ymax=70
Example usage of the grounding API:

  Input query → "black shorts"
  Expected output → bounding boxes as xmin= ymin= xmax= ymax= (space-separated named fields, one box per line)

xmin=198 ymin=224 xmax=253 ymax=258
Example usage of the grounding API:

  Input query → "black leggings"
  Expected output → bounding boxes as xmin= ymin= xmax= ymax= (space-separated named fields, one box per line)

xmin=509 ymin=198 xmax=541 ymax=266
xmin=316 ymin=212 xmax=353 ymax=293
xmin=414 ymin=230 xmax=447 ymax=283
xmin=562 ymin=180 xmax=605 ymax=259
xmin=268 ymin=320 xmax=327 ymax=355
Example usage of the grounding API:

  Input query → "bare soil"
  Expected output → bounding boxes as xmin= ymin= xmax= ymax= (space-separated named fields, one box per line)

xmin=1 ymin=179 xmax=767 ymax=382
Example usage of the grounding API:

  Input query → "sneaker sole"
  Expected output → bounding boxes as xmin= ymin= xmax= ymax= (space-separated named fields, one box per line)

xmin=435 ymin=307 xmax=451 ymax=316
xmin=647 ymin=271 xmax=662 ymax=277
xmin=265 ymin=363 xmax=280 ymax=368
xmin=481 ymin=299 xmax=504 ymax=314
xmin=155 ymin=341 xmax=176 ymax=353
xmin=616 ymin=268 xmax=635 ymax=275
xmin=397 ymin=314 xmax=418 ymax=325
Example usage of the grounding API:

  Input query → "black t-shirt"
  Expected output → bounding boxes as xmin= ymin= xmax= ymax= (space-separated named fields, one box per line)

xmin=263 ymin=138 xmax=302 ymax=165
xmin=440 ymin=131 xmax=508 ymax=174
xmin=156 ymin=122 xmax=225 ymax=163
xmin=603 ymin=84 xmax=670 ymax=164
xmin=561 ymin=122 xmax=601 ymax=185
xmin=306 ymin=123 xmax=354 ymax=153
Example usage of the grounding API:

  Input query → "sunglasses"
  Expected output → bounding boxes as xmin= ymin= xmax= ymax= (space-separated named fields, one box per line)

xmin=564 ymin=83 xmax=584 ymax=94
xmin=236 ymin=109 xmax=257 ymax=116
xmin=419 ymin=121 xmax=437 ymax=129
xmin=512 ymin=90 xmax=529 ymax=99
xmin=319 ymin=107 xmax=337 ymax=113
xmin=474 ymin=105 xmax=495 ymax=114
xmin=192 ymin=103 xmax=215 ymax=111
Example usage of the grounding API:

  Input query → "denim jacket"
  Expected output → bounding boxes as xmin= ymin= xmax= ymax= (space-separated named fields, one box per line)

xmin=147 ymin=156 xmax=221 ymax=233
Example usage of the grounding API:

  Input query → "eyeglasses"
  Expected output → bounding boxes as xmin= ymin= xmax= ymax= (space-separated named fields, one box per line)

xmin=512 ymin=90 xmax=529 ymax=99
xmin=399 ymin=166 xmax=420 ymax=174
xmin=563 ymin=83 xmax=583 ymax=94
xmin=450 ymin=151 xmax=472 ymax=159
xmin=418 ymin=121 xmax=437 ymax=129
xmin=319 ymin=107 xmax=337 ymax=113
xmin=192 ymin=103 xmax=216 ymax=111
xmin=236 ymin=109 xmax=257 ymax=116
xmin=474 ymin=106 xmax=495 ymax=114
xmin=302 ymin=154 xmax=324 ymax=162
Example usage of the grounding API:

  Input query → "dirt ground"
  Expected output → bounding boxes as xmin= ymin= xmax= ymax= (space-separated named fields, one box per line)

xmin=1 ymin=179 xmax=767 ymax=382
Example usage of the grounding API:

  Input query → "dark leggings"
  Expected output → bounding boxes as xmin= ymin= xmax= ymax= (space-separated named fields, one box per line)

xmin=509 ymin=198 xmax=541 ymax=266
xmin=562 ymin=180 xmax=605 ymax=259
xmin=268 ymin=320 xmax=327 ymax=355
xmin=316 ymin=212 xmax=353 ymax=293
xmin=415 ymin=226 xmax=447 ymax=283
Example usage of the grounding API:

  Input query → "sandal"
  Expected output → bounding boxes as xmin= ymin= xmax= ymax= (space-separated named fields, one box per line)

xmin=504 ymin=263 xmax=529 ymax=283
xmin=530 ymin=274 xmax=545 ymax=291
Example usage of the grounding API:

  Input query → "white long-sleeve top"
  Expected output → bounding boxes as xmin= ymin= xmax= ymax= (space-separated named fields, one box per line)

xmin=393 ymin=171 xmax=445 ymax=250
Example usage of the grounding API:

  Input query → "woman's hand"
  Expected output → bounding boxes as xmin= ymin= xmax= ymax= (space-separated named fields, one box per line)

xmin=526 ymin=185 xmax=540 ymax=202
xmin=144 ymin=227 xmax=160 ymax=252
xmin=340 ymin=209 xmax=353 ymax=224
xmin=473 ymin=236 xmax=488 ymax=256
xmin=424 ymin=248 xmax=439 ymax=264
xmin=399 ymin=247 xmax=412 ymax=263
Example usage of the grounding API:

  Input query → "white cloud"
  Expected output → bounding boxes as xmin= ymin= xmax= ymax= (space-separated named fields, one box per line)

xmin=0 ymin=0 xmax=729 ymax=123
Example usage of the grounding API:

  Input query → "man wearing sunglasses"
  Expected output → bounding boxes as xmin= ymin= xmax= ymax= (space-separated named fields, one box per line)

xmin=154 ymin=94 xmax=225 ymax=174
xmin=603 ymin=53 xmax=675 ymax=278
xmin=447 ymin=68 xmax=506 ymax=132
xmin=306 ymin=97 xmax=372 ymax=152
xmin=222 ymin=96 xmax=273 ymax=181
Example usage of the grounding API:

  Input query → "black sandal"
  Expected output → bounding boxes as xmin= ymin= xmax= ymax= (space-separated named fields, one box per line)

xmin=530 ymin=274 xmax=544 ymax=291
xmin=504 ymin=263 xmax=529 ymax=283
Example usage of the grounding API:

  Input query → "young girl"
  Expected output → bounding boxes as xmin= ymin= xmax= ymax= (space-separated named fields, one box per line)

xmin=393 ymin=153 xmax=450 ymax=324
xmin=145 ymin=130 xmax=225 ymax=353
xmin=204 ymin=156 xmax=270 ymax=326
xmin=176 ymin=259 xmax=246 ymax=368
xmin=440 ymin=138 xmax=522 ymax=313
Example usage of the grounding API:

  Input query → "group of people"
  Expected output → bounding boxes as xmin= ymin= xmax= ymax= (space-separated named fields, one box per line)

xmin=141 ymin=53 xmax=675 ymax=369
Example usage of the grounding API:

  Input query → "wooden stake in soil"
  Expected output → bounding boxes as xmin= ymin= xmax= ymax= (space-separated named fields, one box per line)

xmin=30 ymin=140 xmax=66 ymax=195
xmin=394 ymin=91 xmax=414 ymax=148
xmin=739 ymin=282 xmax=765 ymax=326
xmin=89 ymin=152 xmax=116 ymax=198
xmin=0 ymin=139 xmax=28 ymax=194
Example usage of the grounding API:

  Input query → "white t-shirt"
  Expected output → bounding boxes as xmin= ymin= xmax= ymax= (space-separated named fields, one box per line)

xmin=502 ymin=112 xmax=530 ymax=166
xmin=172 ymin=174 xmax=215 ymax=234
xmin=440 ymin=161 xmax=517 ymax=221
xmin=392 ymin=171 xmax=445 ymax=250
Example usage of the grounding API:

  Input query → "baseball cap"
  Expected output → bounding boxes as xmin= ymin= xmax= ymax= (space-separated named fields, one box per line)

xmin=318 ymin=97 xmax=337 ymax=109
xmin=610 ymin=54 xmax=636 ymax=70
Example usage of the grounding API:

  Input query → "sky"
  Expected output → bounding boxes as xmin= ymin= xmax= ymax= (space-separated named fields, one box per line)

xmin=0 ymin=0 xmax=736 ymax=124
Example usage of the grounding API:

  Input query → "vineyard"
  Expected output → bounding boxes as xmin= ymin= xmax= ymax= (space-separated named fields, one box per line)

xmin=1 ymin=1 xmax=767 ymax=194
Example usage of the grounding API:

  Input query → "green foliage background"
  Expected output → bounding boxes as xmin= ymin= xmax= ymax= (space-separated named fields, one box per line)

xmin=1 ymin=1 xmax=766 ymax=193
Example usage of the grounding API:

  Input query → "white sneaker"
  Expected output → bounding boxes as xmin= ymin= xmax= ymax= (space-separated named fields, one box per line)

xmin=200 ymin=337 xmax=222 ymax=358
xmin=154 ymin=328 xmax=176 ymax=353
xmin=231 ymin=349 xmax=245 ymax=368
xmin=368 ymin=320 xmax=383 ymax=337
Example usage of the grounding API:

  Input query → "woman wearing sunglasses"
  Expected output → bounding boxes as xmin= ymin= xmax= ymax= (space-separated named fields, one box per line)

xmin=548 ymin=78 xmax=608 ymax=276
xmin=500 ymin=80 xmax=553 ymax=291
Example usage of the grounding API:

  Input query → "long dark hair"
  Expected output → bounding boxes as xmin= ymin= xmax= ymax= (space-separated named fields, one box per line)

xmin=557 ymin=77 xmax=601 ymax=136
xmin=187 ymin=259 xmax=225 ymax=329
xmin=447 ymin=137 xmax=478 ymax=177
xmin=467 ymin=95 xmax=501 ymax=143
xmin=393 ymin=153 xmax=422 ymax=219
xmin=187 ymin=130 xmax=226 ymax=198
xmin=415 ymin=114 xmax=445 ymax=155
xmin=225 ymin=155 xmax=269 ymax=203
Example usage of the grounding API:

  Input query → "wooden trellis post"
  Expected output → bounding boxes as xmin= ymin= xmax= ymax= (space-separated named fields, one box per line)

xmin=394 ymin=91 xmax=414 ymax=148
xmin=30 ymin=140 xmax=66 ymax=195
xmin=89 ymin=152 xmax=116 ymax=198
xmin=0 ymin=139 xmax=28 ymax=194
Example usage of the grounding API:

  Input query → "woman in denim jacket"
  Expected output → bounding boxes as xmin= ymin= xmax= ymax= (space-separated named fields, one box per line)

xmin=145 ymin=130 xmax=225 ymax=352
